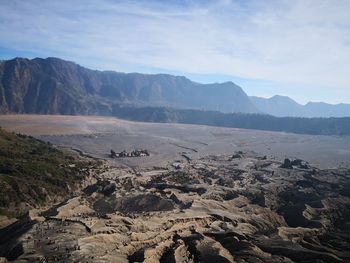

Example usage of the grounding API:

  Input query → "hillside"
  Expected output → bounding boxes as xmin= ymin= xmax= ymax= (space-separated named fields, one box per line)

xmin=0 ymin=127 xmax=101 ymax=218
xmin=0 ymin=57 xmax=258 ymax=114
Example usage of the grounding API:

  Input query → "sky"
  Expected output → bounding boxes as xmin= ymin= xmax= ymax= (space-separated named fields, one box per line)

xmin=0 ymin=0 xmax=350 ymax=104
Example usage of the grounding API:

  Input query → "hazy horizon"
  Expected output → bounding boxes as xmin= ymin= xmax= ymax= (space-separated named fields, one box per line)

xmin=1 ymin=0 xmax=350 ymax=104
xmin=2 ymin=55 xmax=349 ymax=107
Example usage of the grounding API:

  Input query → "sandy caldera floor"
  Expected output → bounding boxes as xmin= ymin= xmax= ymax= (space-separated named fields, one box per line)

xmin=0 ymin=115 xmax=350 ymax=262
xmin=0 ymin=114 xmax=350 ymax=169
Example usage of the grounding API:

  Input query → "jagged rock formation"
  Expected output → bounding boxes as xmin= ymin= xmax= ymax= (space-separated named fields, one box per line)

xmin=1 ymin=152 xmax=349 ymax=262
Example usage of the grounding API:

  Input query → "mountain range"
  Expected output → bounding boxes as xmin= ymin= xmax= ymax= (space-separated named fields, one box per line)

xmin=250 ymin=95 xmax=350 ymax=118
xmin=0 ymin=57 xmax=258 ymax=115
xmin=1 ymin=57 xmax=349 ymax=117
xmin=0 ymin=57 xmax=350 ymax=135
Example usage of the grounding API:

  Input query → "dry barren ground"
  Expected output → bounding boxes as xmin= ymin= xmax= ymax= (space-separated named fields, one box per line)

xmin=0 ymin=115 xmax=350 ymax=169
xmin=0 ymin=115 xmax=350 ymax=262
xmin=1 ymin=152 xmax=350 ymax=262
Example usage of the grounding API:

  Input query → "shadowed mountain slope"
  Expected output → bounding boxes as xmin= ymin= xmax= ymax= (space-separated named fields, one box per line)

xmin=0 ymin=57 xmax=258 ymax=115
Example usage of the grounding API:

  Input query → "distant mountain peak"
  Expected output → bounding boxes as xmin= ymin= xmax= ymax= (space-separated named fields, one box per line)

xmin=270 ymin=94 xmax=294 ymax=100
xmin=250 ymin=94 xmax=350 ymax=117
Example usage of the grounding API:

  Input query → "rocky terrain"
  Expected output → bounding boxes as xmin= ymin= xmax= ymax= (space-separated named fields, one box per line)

xmin=1 ymin=151 xmax=349 ymax=263
xmin=0 ymin=115 xmax=350 ymax=262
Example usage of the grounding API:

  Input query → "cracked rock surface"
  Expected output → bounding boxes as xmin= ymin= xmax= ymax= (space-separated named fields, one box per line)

xmin=1 ymin=152 xmax=350 ymax=263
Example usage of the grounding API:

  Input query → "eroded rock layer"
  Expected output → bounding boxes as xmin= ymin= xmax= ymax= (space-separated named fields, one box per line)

xmin=1 ymin=152 xmax=349 ymax=262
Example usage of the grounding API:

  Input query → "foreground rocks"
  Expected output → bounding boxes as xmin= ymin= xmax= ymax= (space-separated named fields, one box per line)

xmin=0 ymin=152 xmax=349 ymax=262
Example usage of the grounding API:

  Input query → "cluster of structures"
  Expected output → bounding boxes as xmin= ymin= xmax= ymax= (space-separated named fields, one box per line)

xmin=280 ymin=158 xmax=310 ymax=169
xmin=109 ymin=149 xmax=150 ymax=158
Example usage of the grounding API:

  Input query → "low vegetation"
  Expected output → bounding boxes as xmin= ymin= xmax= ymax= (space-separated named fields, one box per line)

xmin=113 ymin=105 xmax=350 ymax=135
xmin=166 ymin=171 xmax=192 ymax=184
xmin=0 ymin=127 xmax=100 ymax=218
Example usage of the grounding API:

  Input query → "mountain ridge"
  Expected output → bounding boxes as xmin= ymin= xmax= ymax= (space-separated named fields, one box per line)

xmin=1 ymin=56 xmax=350 ymax=121
xmin=0 ymin=57 xmax=259 ymax=115
xmin=250 ymin=95 xmax=350 ymax=117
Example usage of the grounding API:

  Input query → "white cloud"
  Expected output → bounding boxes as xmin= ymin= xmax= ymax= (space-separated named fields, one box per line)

xmin=0 ymin=0 xmax=349 ymax=102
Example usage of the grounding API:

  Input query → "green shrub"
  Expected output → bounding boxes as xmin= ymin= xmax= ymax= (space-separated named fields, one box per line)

xmin=0 ymin=127 xmax=98 ymax=217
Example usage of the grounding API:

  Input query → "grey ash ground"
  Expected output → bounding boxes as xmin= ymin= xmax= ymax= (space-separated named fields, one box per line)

xmin=0 ymin=115 xmax=350 ymax=262
xmin=1 ymin=115 xmax=350 ymax=169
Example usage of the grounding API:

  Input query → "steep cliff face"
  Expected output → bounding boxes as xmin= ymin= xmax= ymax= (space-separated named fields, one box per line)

xmin=0 ymin=57 xmax=259 ymax=115
xmin=0 ymin=58 xmax=112 ymax=115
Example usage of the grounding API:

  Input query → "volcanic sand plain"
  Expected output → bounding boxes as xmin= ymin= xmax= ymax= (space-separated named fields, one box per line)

xmin=0 ymin=114 xmax=349 ymax=169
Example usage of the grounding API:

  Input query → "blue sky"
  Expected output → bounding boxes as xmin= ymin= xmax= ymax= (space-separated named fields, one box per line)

xmin=0 ymin=0 xmax=350 ymax=104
